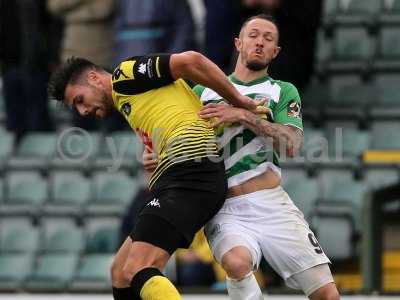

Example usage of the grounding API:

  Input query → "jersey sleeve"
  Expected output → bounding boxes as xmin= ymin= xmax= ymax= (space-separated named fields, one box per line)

xmin=192 ymin=84 xmax=205 ymax=98
xmin=112 ymin=54 xmax=175 ymax=95
xmin=273 ymin=82 xmax=303 ymax=131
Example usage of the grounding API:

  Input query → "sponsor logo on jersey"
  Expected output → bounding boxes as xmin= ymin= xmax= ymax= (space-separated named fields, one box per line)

xmin=121 ymin=103 xmax=131 ymax=116
xmin=287 ymin=99 xmax=301 ymax=118
xmin=147 ymin=198 xmax=161 ymax=208
xmin=138 ymin=63 xmax=147 ymax=75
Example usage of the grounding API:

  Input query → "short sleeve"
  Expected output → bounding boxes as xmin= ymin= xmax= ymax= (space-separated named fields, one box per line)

xmin=192 ymin=84 xmax=206 ymax=98
xmin=112 ymin=54 xmax=175 ymax=95
xmin=273 ymin=82 xmax=303 ymax=131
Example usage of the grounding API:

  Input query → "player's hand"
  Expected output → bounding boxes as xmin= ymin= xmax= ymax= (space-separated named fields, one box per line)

xmin=199 ymin=103 xmax=244 ymax=128
xmin=233 ymin=95 xmax=270 ymax=114
xmin=142 ymin=146 xmax=158 ymax=172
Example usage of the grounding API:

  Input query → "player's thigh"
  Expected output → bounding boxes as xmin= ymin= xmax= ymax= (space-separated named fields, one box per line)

xmin=287 ymin=264 xmax=336 ymax=298
xmin=205 ymin=215 xmax=261 ymax=269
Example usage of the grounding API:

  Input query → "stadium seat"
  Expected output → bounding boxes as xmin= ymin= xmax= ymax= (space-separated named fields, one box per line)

xmin=333 ymin=0 xmax=381 ymax=26
xmin=24 ymin=253 xmax=78 ymax=291
xmin=1 ymin=171 xmax=48 ymax=215
xmin=7 ymin=133 xmax=57 ymax=170
xmin=379 ymin=0 xmax=400 ymax=24
xmin=301 ymin=128 xmax=328 ymax=163
xmin=284 ymin=178 xmax=319 ymax=220
xmin=0 ymin=218 xmax=40 ymax=253
xmin=311 ymin=209 xmax=355 ymax=260
xmin=85 ymin=217 xmax=120 ymax=254
xmin=321 ymin=172 xmax=368 ymax=229
xmin=87 ymin=172 xmax=139 ymax=216
xmin=95 ymin=131 xmax=140 ymax=173
xmin=318 ymin=168 xmax=354 ymax=196
xmin=40 ymin=217 xmax=84 ymax=253
xmin=315 ymin=30 xmax=333 ymax=66
xmin=0 ymin=129 xmax=14 ymax=171
xmin=363 ymin=167 xmax=399 ymax=190
xmin=44 ymin=171 xmax=91 ymax=216
xmin=0 ymin=253 xmax=34 ymax=291
xmin=69 ymin=254 xmax=113 ymax=292
xmin=51 ymin=132 xmax=101 ymax=171
xmin=371 ymin=121 xmax=400 ymax=149
xmin=329 ymin=27 xmax=374 ymax=72
xmin=327 ymin=126 xmax=371 ymax=161
xmin=379 ymin=26 xmax=400 ymax=58
xmin=370 ymin=73 xmax=400 ymax=117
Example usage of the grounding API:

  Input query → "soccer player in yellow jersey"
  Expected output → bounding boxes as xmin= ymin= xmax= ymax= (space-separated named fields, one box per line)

xmin=48 ymin=51 xmax=264 ymax=300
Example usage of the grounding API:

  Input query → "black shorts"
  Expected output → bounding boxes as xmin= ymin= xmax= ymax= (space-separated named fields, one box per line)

xmin=130 ymin=158 xmax=227 ymax=254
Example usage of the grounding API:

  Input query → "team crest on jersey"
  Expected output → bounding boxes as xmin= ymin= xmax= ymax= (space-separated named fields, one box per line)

xmin=288 ymin=99 xmax=301 ymax=118
xmin=121 ymin=103 xmax=131 ymax=116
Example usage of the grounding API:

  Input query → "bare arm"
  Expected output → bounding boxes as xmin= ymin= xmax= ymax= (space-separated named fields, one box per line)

xmin=170 ymin=51 xmax=261 ymax=111
xmin=240 ymin=110 xmax=303 ymax=157
xmin=199 ymin=104 xmax=303 ymax=157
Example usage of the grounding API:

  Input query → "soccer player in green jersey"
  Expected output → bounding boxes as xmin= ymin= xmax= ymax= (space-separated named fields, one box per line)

xmin=146 ymin=14 xmax=341 ymax=300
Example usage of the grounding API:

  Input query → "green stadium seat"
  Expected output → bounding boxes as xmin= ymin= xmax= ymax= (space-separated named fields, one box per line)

xmin=0 ymin=253 xmax=34 ymax=291
xmin=363 ymin=168 xmax=399 ymax=190
xmin=327 ymin=126 xmax=370 ymax=161
xmin=69 ymin=254 xmax=113 ymax=292
xmin=311 ymin=209 xmax=355 ymax=260
xmin=332 ymin=27 xmax=374 ymax=61
xmin=326 ymin=75 xmax=377 ymax=113
xmin=0 ymin=129 xmax=14 ymax=171
xmin=318 ymin=168 xmax=354 ymax=196
xmin=371 ymin=121 xmax=400 ymax=149
xmin=379 ymin=0 xmax=400 ymax=24
xmin=301 ymin=128 xmax=328 ymax=163
xmin=87 ymin=172 xmax=139 ymax=216
xmin=95 ymin=131 xmax=140 ymax=173
xmin=25 ymin=253 xmax=78 ymax=291
xmin=284 ymin=178 xmax=319 ymax=220
xmin=379 ymin=27 xmax=400 ymax=58
xmin=2 ymin=171 xmax=48 ymax=215
xmin=323 ymin=0 xmax=338 ymax=18
xmin=51 ymin=132 xmax=101 ymax=171
xmin=41 ymin=217 xmax=84 ymax=253
xmin=44 ymin=171 xmax=91 ymax=216
xmin=0 ymin=218 xmax=40 ymax=253
xmin=8 ymin=133 xmax=57 ymax=170
xmin=339 ymin=0 xmax=380 ymax=15
xmin=85 ymin=217 xmax=120 ymax=253
xmin=315 ymin=30 xmax=333 ymax=65
xmin=333 ymin=0 xmax=381 ymax=26
xmin=323 ymin=176 xmax=368 ymax=229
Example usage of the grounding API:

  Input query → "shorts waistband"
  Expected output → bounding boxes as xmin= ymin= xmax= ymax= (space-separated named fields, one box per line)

xmin=225 ymin=185 xmax=285 ymax=204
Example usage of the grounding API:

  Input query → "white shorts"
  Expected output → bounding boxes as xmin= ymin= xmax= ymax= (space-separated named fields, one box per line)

xmin=205 ymin=186 xmax=332 ymax=295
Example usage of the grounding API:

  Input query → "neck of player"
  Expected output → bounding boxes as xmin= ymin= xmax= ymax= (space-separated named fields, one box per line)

xmin=233 ymin=62 xmax=269 ymax=84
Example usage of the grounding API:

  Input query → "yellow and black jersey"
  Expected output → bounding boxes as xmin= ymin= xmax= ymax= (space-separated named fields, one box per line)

xmin=111 ymin=54 xmax=219 ymax=188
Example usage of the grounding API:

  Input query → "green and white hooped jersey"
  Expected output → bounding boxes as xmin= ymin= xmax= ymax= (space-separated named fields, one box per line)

xmin=193 ymin=74 xmax=303 ymax=188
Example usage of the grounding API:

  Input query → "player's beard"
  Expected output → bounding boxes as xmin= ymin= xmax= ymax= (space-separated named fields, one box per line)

xmin=246 ymin=59 xmax=269 ymax=71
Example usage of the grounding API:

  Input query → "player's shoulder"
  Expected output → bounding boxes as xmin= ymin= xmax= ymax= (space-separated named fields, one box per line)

xmin=192 ymin=84 xmax=206 ymax=97
xmin=273 ymin=79 xmax=298 ymax=91
xmin=112 ymin=59 xmax=136 ymax=82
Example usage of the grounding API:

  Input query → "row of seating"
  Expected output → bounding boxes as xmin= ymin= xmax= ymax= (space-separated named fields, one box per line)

xmin=0 ymin=216 xmax=119 ymax=292
xmin=0 ymin=121 xmax=399 ymax=171
xmin=0 ymin=252 xmax=113 ymax=292
xmin=323 ymin=0 xmax=400 ymax=25
xmin=0 ymin=171 xmax=141 ymax=217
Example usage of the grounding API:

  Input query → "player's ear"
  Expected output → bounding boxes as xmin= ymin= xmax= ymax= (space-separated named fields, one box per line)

xmin=272 ymin=46 xmax=281 ymax=59
xmin=87 ymin=70 xmax=100 ymax=86
xmin=234 ymin=37 xmax=242 ymax=52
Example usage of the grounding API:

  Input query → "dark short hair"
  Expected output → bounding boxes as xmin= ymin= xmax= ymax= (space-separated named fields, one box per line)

xmin=240 ymin=14 xmax=280 ymax=40
xmin=48 ymin=57 xmax=101 ymax=102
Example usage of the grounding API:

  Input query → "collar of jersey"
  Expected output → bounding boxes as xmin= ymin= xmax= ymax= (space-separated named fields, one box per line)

xmin=229 ymin=73 xmax=271 ymax=86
